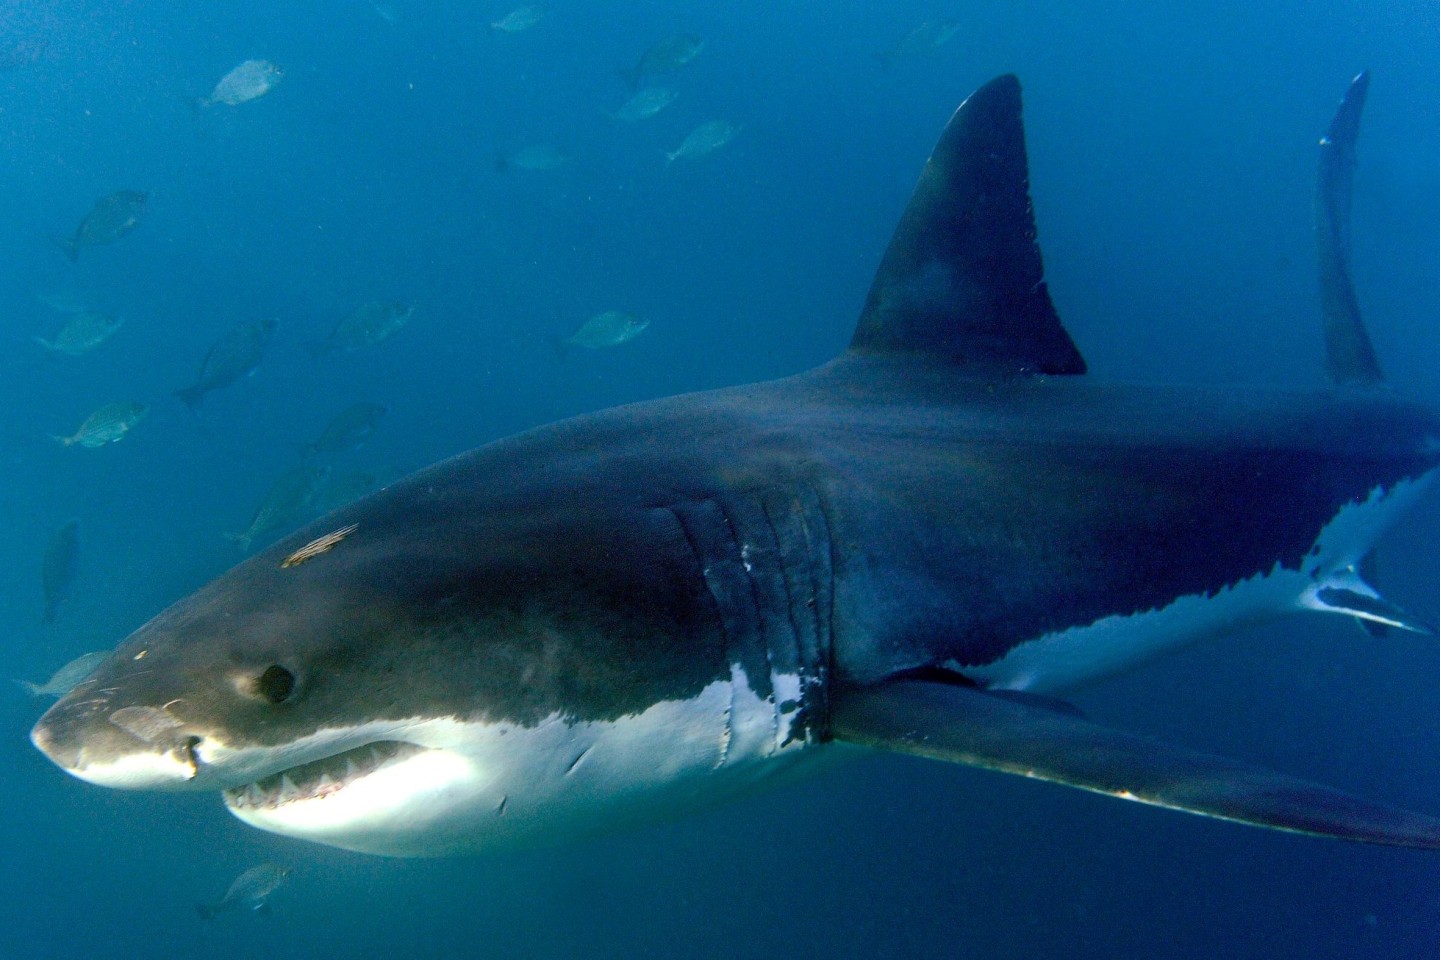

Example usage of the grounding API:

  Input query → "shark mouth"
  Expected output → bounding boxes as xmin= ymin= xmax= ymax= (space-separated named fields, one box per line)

xmin=223 ymin=740 xmax=425 ymax=811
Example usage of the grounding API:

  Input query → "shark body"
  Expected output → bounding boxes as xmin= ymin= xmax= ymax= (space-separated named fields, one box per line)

xmin=32 ymin=74 xmax=1440 ymax=856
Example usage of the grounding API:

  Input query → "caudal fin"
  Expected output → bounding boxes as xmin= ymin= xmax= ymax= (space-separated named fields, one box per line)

xmin=1316 ymin=71 xmax=1384 ymax=387
xmin=196 ymin=903 xmax=216 ymax=920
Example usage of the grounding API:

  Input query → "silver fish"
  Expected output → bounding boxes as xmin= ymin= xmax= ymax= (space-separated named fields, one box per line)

xmin=306 ymin=301 xmax=412 ymax=357
xmin=620 ymin=33 xmax=704 ymax=87
xmin=41 ymin=519 xmax=79 ymax=623
xmin=496 ymin=144 xmax=569 ymax=172
xmin=664 ymin=120 xmax=739 ymax=168
xmin=228 ymin=464 xmax=330 ymax=553
xmin=176 ymin=317 xmax=278 ymax=410
xmin=58 ymin=191 xmax=147 ymax=263
xmin=877 ymin=19 xmax=962 ymax=68
xmin=562 ymin=310 xmax=650 ymax=351
xmin=609 ymin=87 xmax=678 ymax=122
xmin=33 ymin=310 xmax=123 ymax=356
xmin=52 ymin=401 xmax=148 ymax=448
xmin=491 ymin=6 xmax=543 ymax=33
xmin=18 ymin=650 xmax=110 ymax=698
xmin=307 ymin=402 xmax=388 ymax=457
xmin=197 ymin=863 xmax=291 ymax=920
xmin=200 ymin=59 xmax=283 ymax=107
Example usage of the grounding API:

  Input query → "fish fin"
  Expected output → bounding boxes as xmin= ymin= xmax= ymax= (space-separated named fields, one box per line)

xmin=849 ymin=75 xmax=1086 ymax=376
xmin=15 ymin=679 xmax=42 ymax=697
xmin=31 ymin=336 xmax=56 ymax=352
xmin=550 ymin=335 xmax=570 ymax=359
xmin=223 ymin=531 xmax=253 ymax=553
xmin=1316 ymin=71 xmax=1384 ymax=387
xmin=1300 ymin=563 xmax=1434 ymax=634
xmin=174 ymin=386 xmax=204 ymax=411
xmin=617 ymin=66 xmax=640 ymax=89
xmin=52 ymin=236 xmax=78 ymax=263
xmin=196 ymin=903 xmax=215 ymax=920
xmin=830 ymin=678 xmax=1440 ymax=848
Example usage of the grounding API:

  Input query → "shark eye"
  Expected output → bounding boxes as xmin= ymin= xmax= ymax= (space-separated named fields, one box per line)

xmin=254 ymin=665 xmax=296 ymax=704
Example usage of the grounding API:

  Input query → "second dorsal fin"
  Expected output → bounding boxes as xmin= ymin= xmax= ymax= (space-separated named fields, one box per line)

xmin=849 ymin=74 xmax=1086 ymax=376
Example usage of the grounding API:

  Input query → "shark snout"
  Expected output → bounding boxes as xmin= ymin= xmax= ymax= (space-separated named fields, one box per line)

xmin=32 ymin=697 xmax=203 ymax=790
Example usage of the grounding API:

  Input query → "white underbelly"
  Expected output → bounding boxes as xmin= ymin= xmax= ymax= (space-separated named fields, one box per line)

xmin=963 ymin=470 xmax=1437 ymax=694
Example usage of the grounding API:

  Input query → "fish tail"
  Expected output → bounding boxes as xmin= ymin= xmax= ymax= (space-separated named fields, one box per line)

xmin=50 ymin=434 xmax=74 ymax=447
xmin=617 ymin=66 xmax=640 ymax=89
xmin=550 ymin=335 xmax=570 ymax=360
xmin=493 ymin=149 xmax=510 ymax=174
xmin=16 ymin=680 xmax=42 ymax=697
xmin=663 ymin=150 xmax=678 ymax=171
xmin=53 ymin=236 xmax=78 ymax=263
xmin=302 ymin=340 xmax=330 ymax=360
xmin=196 ymin=903 xmax=216 ymax=920
xmin=224 ymin=531 xmax=252 ymax=553
xmin=174 ymin=385 xmax=205 ymax=411
xmin=31 ymin=336 xmax=56 ymax=352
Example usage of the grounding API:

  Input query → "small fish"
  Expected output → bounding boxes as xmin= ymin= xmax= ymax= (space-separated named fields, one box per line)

xmin=306 ymin=301 xmax=412 ymax=357
xmin=176 ymin=317 xmax=278 ymax=410
xmin=57 ymin=191 xmax=147 ymax=263
xmin=197 ymin=863 xmax=291 ymax=920
xmin=495 ymin=144 xmax=569 ymax=172
xmin=52 ymin=401 xmax=148 ymax=449
xmin=307 ymin=402 xmax=388 ymax=457
xmin=876 ymin=19 xmax=962 ymax=68
xmin=0 ymin=38 xmax=44 ymax=73
xmin=561 ymin=310 xmax=650 ymax=351
xmin=620 ymin=33 xmax=704 ymax=87
xmin=41 ymin=518 xmax=79 ymax=623
xmin=18 ymin=650 xmax=110 ymax=698
xmin=282 ymin=523 xmax=359 ymax=569
xmin=199 ymin=59 xmax=283 ymax=107
xmin=228 ymin=464 xmax=329 ymax=553
xmin=664 ymin=120 xmax=738 ymax=168
xmin=490 ymin=5 xmax=543 ymax=33
xmin=33 ymin=310 xmax=124 ymax=356
xmin=608 ymin=87 xmax=678 ymax=122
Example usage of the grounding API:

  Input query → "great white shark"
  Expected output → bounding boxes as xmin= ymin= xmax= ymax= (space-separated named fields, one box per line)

xmin=31 ymin=73 xmax=1440 ymax=856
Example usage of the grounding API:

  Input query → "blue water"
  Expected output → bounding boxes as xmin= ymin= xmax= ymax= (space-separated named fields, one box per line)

xmin=3 ymin=1 xmax=1440 ymax=957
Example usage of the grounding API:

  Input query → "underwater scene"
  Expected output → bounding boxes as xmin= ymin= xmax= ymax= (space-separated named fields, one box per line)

xmin=3 ymin=0 xmax=1440 ymax=957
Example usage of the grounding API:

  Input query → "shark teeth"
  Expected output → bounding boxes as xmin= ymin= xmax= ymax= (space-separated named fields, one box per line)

xmin=223 ymin=740 xmax=422 ymax=811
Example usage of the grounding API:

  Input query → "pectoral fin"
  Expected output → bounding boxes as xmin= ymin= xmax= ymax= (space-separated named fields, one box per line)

xmin=831 ymin=679 xmax=1440 ymax=848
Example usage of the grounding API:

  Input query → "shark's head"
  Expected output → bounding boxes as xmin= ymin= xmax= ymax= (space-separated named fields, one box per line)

xmin=31 ymin=440 xmax=818 ymax=856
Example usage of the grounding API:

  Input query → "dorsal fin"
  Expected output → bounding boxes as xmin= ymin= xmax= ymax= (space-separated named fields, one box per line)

xmin=1316 ymin=71 xmax=1384 ymax=387
xmin=849 ymin=74 xmax=1086 ymax=376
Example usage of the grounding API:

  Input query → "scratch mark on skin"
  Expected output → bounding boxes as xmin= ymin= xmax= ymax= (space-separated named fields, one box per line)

xmin=282 ymin=524 xmax=359 ymax=569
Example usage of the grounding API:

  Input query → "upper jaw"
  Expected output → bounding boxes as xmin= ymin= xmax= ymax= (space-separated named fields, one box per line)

xmin=31 ymin=698 xmax=417 ymax=794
